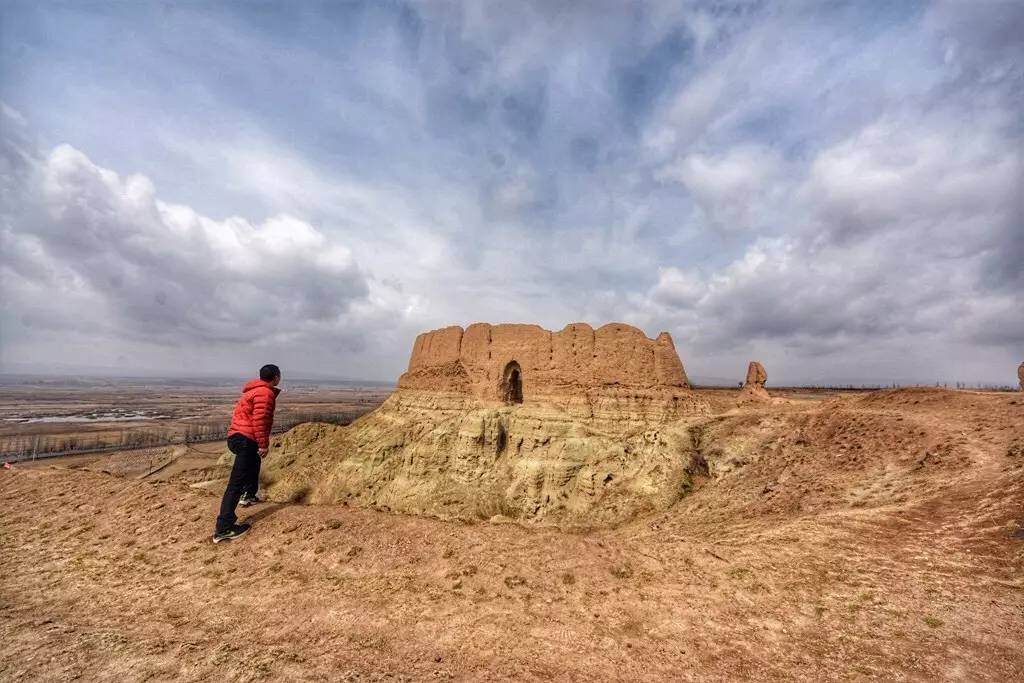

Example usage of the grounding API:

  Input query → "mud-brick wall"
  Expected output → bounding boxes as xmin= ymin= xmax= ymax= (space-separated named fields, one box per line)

xmin=400 ymin=322 xmax=691 ymax=400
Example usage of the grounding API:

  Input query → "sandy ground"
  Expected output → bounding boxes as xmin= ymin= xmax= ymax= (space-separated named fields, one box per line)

xmin=1 ymin=388 xmax=1022 ymax=681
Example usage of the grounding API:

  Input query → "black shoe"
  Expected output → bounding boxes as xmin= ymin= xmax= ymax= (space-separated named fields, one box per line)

xmin=212 ymin=523 xmax=251 ymax=543
xmin=239 ymin=493 xmax=262 ymax=507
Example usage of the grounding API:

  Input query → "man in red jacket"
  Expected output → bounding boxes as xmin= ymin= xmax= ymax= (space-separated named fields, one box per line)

xmin=214 ymin=364 xmax=281 ymax=543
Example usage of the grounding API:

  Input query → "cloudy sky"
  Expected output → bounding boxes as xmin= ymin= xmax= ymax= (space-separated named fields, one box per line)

xmin=1 ymin=1 xmax=1021 ymax=385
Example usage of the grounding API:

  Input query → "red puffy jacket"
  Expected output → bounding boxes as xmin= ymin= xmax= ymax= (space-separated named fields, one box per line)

xmin=227 ymin=379 xmax=280 ymax=449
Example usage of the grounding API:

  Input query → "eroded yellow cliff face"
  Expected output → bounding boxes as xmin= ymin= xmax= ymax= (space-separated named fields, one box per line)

xmin=261 ymin=389 xmax=709 ymax=528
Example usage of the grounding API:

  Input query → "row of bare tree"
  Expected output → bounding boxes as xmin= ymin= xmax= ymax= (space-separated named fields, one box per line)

xmin=1 ymin=410 xmax=365 ymax=462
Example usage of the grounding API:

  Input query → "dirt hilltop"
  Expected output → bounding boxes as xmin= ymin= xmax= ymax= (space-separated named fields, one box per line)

xmin=260 ymin=322 xmax=710 ymax=528
xmin=2 ymin=386 xmax=1022 ymax=681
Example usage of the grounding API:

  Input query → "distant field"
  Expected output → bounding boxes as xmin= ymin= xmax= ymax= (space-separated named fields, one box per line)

xmin=0 ymin=376 xmax=392 ymax=461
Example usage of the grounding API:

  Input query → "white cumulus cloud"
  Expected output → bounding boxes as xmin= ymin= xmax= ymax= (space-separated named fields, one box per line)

xmin=1 ymin=113 xmax=409 ymax=375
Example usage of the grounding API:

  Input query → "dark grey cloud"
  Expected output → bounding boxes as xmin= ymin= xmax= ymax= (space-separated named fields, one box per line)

xmin=615 ymin=27 xmax=695 ymax=128
xmin=0 ymin=1 xmax=1021 ymax=383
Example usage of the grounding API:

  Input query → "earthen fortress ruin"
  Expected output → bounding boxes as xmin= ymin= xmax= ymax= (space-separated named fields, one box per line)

xmin=262 ymin=322 xmax=711 ymax=527
xmin=399 ymin=322 xmax=691 ymax=402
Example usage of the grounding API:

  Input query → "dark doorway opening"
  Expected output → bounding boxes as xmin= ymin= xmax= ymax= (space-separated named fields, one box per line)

xmin=501 ymin=361 xmax=523 ymax=404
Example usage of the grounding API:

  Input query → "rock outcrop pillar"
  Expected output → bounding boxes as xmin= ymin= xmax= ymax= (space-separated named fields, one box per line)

xmin=739 ymin=361 xmax=770 ymax=401
xmin=1018 ymin=361 xmax=1024 ymax=391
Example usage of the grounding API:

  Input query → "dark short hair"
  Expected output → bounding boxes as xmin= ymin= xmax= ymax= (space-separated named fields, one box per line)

xmin=259 ymin=364 xmax=281 ymax=382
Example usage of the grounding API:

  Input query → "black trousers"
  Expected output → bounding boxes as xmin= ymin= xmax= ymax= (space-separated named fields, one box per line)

xmin=216 ymin=434 xmax=261 ymax=533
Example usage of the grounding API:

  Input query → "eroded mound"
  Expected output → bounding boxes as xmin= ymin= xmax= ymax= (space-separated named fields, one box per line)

xmin=683 ymin=387 xmax=1024 ymax=522
xmin=261 ymin=389 xmax=710 ymax=527
xmin=257 ymin=322 xmax=717 ymax=527
xmin=257 ymin=382 xmax=1023 ymax=530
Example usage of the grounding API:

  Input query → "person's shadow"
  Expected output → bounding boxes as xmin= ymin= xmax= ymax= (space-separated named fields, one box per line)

xmin=243 ymin=502 xmax=288 ymax=524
